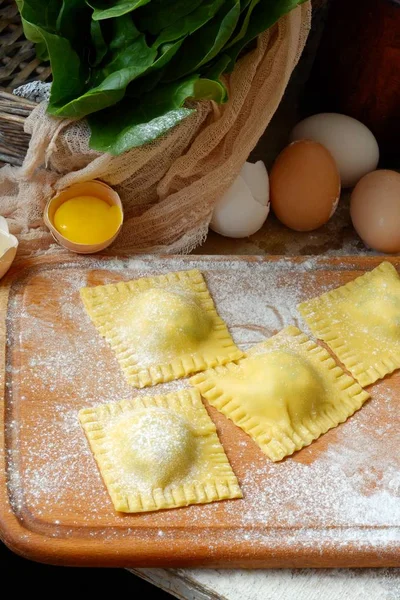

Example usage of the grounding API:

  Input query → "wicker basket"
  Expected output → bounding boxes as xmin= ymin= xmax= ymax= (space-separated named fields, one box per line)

xmin=0 ymin=0 xmax=50 ymax=165
xmin=0 ymin=91 xmax=35 ymax=165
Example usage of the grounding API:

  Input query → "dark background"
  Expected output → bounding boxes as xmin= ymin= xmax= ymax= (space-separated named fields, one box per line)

xmin=0 ymin=541 xmax=171 ymax=595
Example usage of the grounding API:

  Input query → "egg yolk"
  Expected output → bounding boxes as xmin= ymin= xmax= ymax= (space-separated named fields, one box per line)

xmin=54 ymin=196 xmax=122 ymax=245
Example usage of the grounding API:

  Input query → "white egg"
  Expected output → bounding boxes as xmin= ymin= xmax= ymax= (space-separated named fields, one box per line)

xmin=290 ymin=113 xmax=379 ymax=188
xmin=210 ymin=161 xmax=269 ymax=238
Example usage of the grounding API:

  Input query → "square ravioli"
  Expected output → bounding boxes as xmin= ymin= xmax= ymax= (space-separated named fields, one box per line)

xmin=80 ymin=269 xmax=243 ymax=388
xmin=79 ymin=388 xmax=242 ymax=513
xmin=191 ymin=326 xmax=369 ymax=462
xmin=298 ymin=261 xmax=400 ymax=386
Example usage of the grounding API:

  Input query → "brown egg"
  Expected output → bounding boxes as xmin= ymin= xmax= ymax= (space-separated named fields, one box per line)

xmin=270 ymin=140 xmax=341 ymax=231
xmin=350 ymin=170 xmax=400 ymax=253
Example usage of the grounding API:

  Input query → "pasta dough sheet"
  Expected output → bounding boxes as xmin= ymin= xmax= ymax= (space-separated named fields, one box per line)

xmin=299 ymin=261 xmax=400 ymax=386
xmin=79 ymin=388 xmax=242 ymax=513
xmin=191 ymin=326 xmax=370 ymax=462
xmin=80 ymin=269 xmax=243 ymax=388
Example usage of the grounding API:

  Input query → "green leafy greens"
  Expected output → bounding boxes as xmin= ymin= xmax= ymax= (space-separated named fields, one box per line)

xmin=17 ymin=0 xmax=306 ymax=154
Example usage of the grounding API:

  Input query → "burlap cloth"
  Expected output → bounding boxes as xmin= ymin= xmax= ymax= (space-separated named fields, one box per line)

xmin=0 ymin=4 xmax=311 ymax=256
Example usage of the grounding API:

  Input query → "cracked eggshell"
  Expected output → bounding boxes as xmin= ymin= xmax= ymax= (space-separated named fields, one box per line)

xmin=210 ymin=161 xmax=269 ymax=238
xmin=240 ymin=160 xmax=270 ymax=206
xmin=0 ymin=216 xmax=18 ymax=279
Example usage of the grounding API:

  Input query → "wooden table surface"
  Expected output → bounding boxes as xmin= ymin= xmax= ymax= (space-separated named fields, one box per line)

xmin=194 ymin=193 xmax=368 ymax=257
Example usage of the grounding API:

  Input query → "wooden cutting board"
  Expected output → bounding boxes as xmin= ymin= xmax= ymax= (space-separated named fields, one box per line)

xmin=0 ymin=255 xmax=399 ymax=568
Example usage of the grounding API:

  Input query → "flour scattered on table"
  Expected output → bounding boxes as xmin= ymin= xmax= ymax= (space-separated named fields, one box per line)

xmin=5 ymin=258 xmax=399 ymax=554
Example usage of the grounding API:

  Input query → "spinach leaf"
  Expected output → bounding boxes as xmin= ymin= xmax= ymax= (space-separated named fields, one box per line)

xmin=48 ymin=18 xmax=158 ymax=118
xmin=240 ymin=0 xmax=253 ymax=10
xmin=16 ymin=0 xmax=62 ymax=31
xmin=201 ymin=53 xmax=230 ymax=83
xmin=122 ymin=39 xmax=185 ymax=99
xmin=35 ymin=40 xmax=49 ymax=61
xmin=125 ymin=69 xmax=165 ymax=98
xmin=49 ymin=26 xmax=157 ymax=118
xmin=17 ymin=0 xmax=86 ymax=106
xmin=155 ymin=0 xmax=226 ymax=47
xmin=16 ymin=0 xmax=60 ymax=38
xmin=89 ymin=75 xmax=225 ymax=154
xmin=90 ymin=20 xmax=108 ymax=66
xmin=108 ymin=13 xmax=139 ymax=49
xmin=30 ymin=0 xmax=65 ymax=61
xmin=225 ymin=0 xmax=307 ymax=70
xmin=87 ymin=0 xmax=151 ymax=21
xmin=56 ymin=0 xmax=91 ymax=50
xmin=164 ymin=0 xmax=240 ymax=81
xmin=17 ymin=0 xmax=308 ymax=155
xmin=224 ymin=0 xmax=260 ymax=49
xmin=192 ymin=77 xmax=227 ymax=102
xmin=90 ymin=107 xmax=194 ymax=154
xmin=146 ymin=40 xmax=185 ymax=72
xmin=137 ymin=0 xmax=204 ymax=36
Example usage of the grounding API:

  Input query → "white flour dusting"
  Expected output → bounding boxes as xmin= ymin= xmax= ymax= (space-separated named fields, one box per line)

xmin=4 ymin=256 xmax=399 ymax=557
xmin=103 ymin=407 xmax=201 ymax=496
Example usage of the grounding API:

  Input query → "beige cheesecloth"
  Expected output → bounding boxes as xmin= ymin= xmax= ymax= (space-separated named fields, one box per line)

xmin=0 ymin=4 xmax=311 ymax=255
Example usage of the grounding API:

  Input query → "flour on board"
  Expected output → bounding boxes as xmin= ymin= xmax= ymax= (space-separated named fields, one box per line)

xmin=5 ymin=257 xmax=399 ymax=553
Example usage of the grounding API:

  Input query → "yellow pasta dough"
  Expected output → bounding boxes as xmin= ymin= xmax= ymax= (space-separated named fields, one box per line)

xmin=191 ymin=326 xmax=369 ymax=462
xmin=79 ymin=388 xmax=242 ymax=513
xmin=299 ymin=261 xmax=400 ymax=386
xmin=80 ymin=269 xmax=243 ymax=388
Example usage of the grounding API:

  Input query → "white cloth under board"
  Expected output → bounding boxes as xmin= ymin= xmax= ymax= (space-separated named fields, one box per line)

xmin=130 ymin=568 xmax=400 ymax=600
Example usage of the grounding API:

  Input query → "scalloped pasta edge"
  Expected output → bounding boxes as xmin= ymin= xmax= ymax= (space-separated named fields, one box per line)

xmin=79 ymin=388 xmax=242 ymax=513
xmin=81 ymin=269 xmax=243 ymax=388
xmin=298 ymin=262 xmax=400 ymax=386
xmin=190 ymin=326 xmax=370 ymax=462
